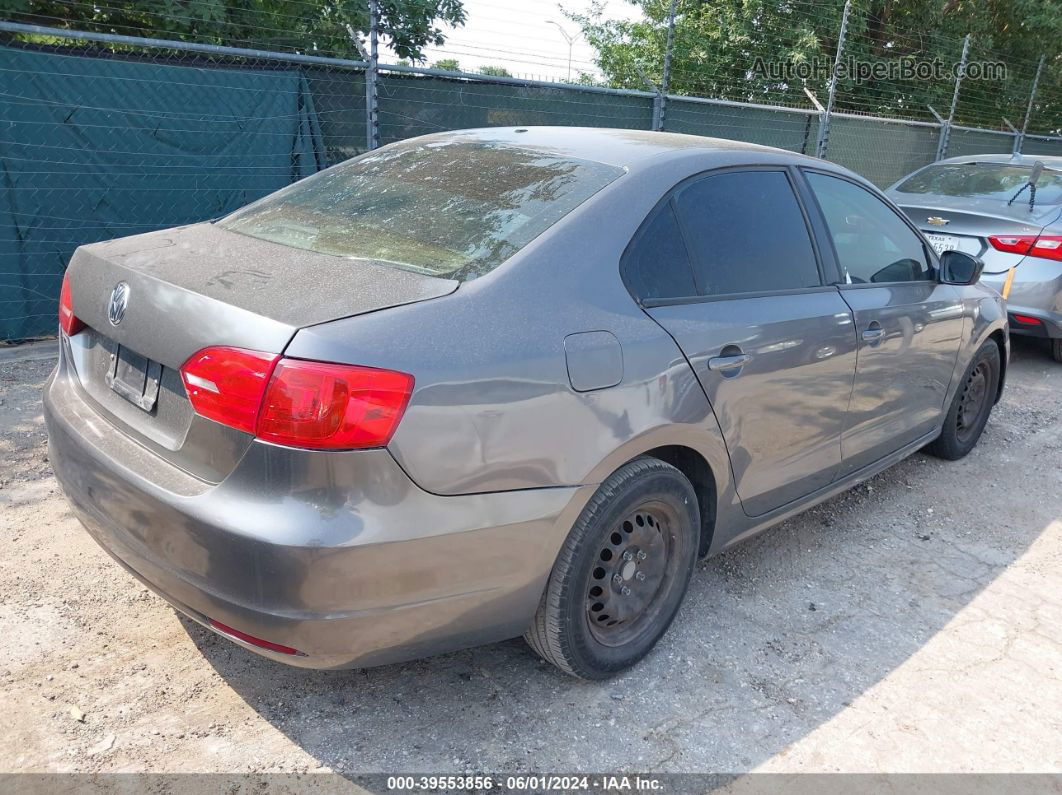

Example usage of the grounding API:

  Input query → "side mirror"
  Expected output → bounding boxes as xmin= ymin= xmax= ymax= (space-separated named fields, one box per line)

xmin=939 ymin=250 xmax=985 ymax=285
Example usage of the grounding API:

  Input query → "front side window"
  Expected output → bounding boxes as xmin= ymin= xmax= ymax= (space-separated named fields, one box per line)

xmin=807 ymin=172 xmax=934 ymax=284
xmin=220 ymin=138 xmax=624 ymax=281
xmin=673 ymin=171 xmax=821 ymax=296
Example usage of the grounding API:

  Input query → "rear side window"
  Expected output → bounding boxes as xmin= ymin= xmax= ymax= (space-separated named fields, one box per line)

xmin=623 ymin=203 xmax=697 ymax=300
xmin=220 ymin=138 xmax=624 ymax=281
xmin=807 ymin=172 xmax=934 ymax=284
xmin=673 ymin=171 xmax=821 ymax=296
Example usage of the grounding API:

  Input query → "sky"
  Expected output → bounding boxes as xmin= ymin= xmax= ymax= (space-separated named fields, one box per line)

xmin=384 ymin=0 xmax=645 ymax=82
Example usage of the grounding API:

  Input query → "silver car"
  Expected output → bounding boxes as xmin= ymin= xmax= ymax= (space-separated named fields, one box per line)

xmin=45 ymin=128 xmax=1007 ymax=679
xmin=886 ymin=154 xmax=1062 ymax=362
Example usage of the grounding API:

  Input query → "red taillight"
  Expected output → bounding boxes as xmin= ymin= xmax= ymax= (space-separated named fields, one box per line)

xmin=989 ymin=234 xmax=1062 ymax=261
xmin=207 ymin=619 xmax=301 ymax=655
xmin=180 ymin=347 xmax=414 ymax=449
xmin=1029 ymin=236 xmax=1062 ymax=261
xmin=257 ymin=360 xmax=414 ymax=450
xmin=180 ymin=347 xmax=279 ymax=434
xmin=1011 ymin=314 xmax=1042 ymax=325
xmin=58 ymin=272 xmax=85 ymax=336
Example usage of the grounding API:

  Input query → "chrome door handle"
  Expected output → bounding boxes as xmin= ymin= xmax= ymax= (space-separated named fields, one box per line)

xmin=707 ymin=353 xmax=751 ymax=371
xmin=861 ymin=327 xmax=885 ymax=343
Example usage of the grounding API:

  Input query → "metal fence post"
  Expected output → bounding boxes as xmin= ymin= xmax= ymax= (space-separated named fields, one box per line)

xmin=937 ymin=34 xmax=970 ymax=160
xmin=815 ymin=0 xmax=850 ymax=159
xmin=804 ymin=87 xmax=825 ymax=156
xmin=365 ymin=0 xmax=380 ymax=151
xmin=927 ymin=104 xmax=945 ymax=156
xmin=657 ymin=0 xmax=678 ymax=131
xmin=1003 ymin=117 xmax=1020 ymax=155
xmin=1015 ymin=54 xmax=1045 ymax=156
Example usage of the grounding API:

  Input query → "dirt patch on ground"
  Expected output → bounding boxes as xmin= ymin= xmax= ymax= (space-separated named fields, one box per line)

xmin=1 ymin=339 xmax=1060 ymax=775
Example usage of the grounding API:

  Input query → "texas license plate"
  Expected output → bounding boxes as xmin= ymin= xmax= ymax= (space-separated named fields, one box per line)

xmin=925 ymin=233 xmax=959 ymax=255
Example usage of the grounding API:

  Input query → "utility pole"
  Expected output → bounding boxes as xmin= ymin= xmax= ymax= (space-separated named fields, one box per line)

xmin=365 ymin=0 xmax=380 ymax=151
xmin=547 ymin=20 xmax=580 ymax=83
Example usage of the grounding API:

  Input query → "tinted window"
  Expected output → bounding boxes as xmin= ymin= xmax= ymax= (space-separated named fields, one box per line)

xmin=673 ymin=171 xmax=821 ymax=296
xmin=220 ymin=138 xmax=624 ymax=281
xmin=895 ymin=163 xmax=1062 ymax=205
xmin=624 ymin=203 xmax=697 ymax=300
xmin=807 ymin=172 xmax=934 ymax=284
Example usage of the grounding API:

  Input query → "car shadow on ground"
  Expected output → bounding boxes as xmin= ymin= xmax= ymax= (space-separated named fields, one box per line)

xmin=181 ymin=337 xmax=1062 ymax=773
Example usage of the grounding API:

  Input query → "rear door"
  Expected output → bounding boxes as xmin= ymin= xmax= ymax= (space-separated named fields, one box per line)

xmin=802 ymin=170 xmax=964 ymax=475
xmin=630 ymin=168 xmax=858 ymax=517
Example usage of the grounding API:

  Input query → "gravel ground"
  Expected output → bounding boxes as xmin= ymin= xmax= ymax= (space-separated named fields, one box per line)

xmin=1 ymin=338 xmax=1060 ymax=775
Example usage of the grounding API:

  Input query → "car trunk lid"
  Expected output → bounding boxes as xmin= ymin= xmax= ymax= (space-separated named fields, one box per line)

xmin=63 ymin=222 xmax=457 ymax=482
xmin=893 ymin=194 xmax=1062 ymax=273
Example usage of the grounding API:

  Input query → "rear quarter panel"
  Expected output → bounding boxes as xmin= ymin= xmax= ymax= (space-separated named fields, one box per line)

xmin=285 ymin=152 xmax=758 ymax=509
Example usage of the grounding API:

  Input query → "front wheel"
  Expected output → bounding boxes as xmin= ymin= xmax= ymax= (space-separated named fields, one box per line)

xmin=524 ymin=458 xmax=699 ymax=679
xmin=925 ymin=340 xmax=1001 ymax=460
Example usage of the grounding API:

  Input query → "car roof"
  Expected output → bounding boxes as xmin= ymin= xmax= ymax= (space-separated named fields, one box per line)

xmin=936 ymin=153 xmax=1062 ymax=169
xmin=409 ymin=126 xmax=826 ymax=171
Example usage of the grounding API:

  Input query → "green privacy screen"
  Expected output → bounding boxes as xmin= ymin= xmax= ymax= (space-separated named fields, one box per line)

xmin=825 ymin=116 xmax=941 ymax=188
xmin=377 ymin=73 xmax=654 ymax=144
xmin=1017 ymin=136 xmax=1062 ymax=158
xmin=1 ymin=40 xmax=1057 ymax=341
xmin=665 ymin=99 xmax=819 ymax=156
xmin=0 ymin=45 xmax=324 ymax=341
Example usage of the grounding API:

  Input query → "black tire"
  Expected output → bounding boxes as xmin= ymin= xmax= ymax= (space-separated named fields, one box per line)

xmin=1052 ymin=338 xmax=1062 ymax=364
xmin=925 ymin=340 xmax=1001 ymax=460
xmin=524 ymin=457 xmax=699 ymax=679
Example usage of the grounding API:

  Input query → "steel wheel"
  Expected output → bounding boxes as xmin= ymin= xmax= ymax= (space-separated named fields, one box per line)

xmin=584 ymin=500 xmax=681 ymax=647
xmin=926 ymin=340 xmax=1000 ymax=461
xmin=955 ymin=360 xmax=990 ymax=444
xmin=525 ymin=457 xmax=699 ymax=678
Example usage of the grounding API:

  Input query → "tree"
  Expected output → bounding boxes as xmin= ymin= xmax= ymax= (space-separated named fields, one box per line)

xmin=478 ymin=64 xmax=513 ymax=77
xmin=569 ymin=0 xmax=1060 ymax=130
xmin=431 ymin=57 xmax=462 ymax=71
xmin=0 ymin=0 xmax=467 ymax=61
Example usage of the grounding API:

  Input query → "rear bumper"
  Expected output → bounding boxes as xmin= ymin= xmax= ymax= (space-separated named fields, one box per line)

xmin=982 ymin=261 xmax=1062 ymax=339
xmin=44 ymin=344 xmax=588 ymax=669
xmin=1006 ymin=310 xmax=1061 ymax=338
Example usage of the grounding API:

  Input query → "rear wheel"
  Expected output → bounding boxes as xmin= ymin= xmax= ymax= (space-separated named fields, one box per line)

xmin=926 ymin=340 xmax=1000 ymax=460
xmin=525 ymin=458 xmax=699 ymax=679
xmin=1052 ymin=338 xmax=1062 ymax=364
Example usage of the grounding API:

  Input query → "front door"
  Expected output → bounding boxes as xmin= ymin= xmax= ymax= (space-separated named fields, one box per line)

xmin=802 ymin=171 xmax=964 ymax=475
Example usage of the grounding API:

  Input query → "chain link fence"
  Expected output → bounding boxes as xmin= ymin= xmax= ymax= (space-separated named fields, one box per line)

xmin=1 ymin=2 xmax=1060 ymax=341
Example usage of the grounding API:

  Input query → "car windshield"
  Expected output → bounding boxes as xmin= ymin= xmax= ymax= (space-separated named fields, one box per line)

xmin=895 ymin=162 xmax=1062 ymax=205
xmin=219 ymin=138 xmax=624 ymax=281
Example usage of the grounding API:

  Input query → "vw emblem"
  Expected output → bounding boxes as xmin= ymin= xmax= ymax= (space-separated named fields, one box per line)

xmin=108 ymin=282 xmax=130 ymax=326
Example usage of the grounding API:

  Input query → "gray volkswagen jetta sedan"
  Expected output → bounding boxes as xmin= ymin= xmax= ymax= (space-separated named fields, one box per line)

xmin=45 ymin=128 xmax=1007 ymax=679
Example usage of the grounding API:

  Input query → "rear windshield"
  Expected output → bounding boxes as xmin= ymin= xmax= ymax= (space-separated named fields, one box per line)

xmin=219 ymin=138 xmax=624 ymax=281
xmin=895 ymin=162 xmax=1062 ymax=205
